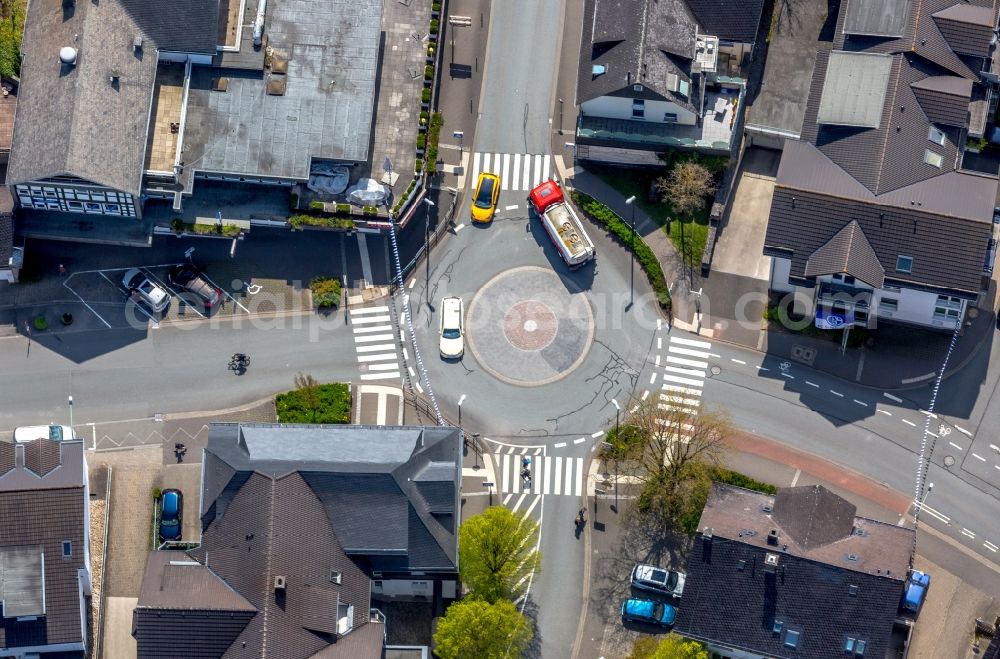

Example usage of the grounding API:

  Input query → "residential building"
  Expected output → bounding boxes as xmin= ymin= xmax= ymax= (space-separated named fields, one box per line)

xmin=7 ymin=0 xmax=379 ymax=242
xmin=0 ymin=437 xmax=92 ymax=659
xmin=574 ymin=0 xmax=765 ymax=165
xmin=132 ymin=423 xmax=462 ymax=659
xmin=763 ymin=0 xmax=1000 ymax=330
xmin=675 ymin=483 xmax=915 ymax=659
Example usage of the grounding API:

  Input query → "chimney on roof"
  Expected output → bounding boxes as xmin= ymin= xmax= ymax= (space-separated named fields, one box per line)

xmin=767 ymin=529 xmax=779 ymax=546
xmin=274 ymin=575 xmax=286 ymax=591
xmin=134 ymin=36 xmax=143 ymax=52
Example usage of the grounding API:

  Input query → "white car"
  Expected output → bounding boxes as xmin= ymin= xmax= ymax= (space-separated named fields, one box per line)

xmin=123 ymin=268 xmax=170 ymax=313
xmin=439 ymin=296 xmax=464 ymax=359
xmin=631 ymin=564 xmax=685 ymax=598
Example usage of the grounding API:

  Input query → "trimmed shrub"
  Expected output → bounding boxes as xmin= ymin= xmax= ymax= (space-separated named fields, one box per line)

xmin=288 ymin=214 xmax=355 ymax=230
xmin=709 ymin=467 xmax=777 ymax=495
xmin=310 ymin=277 xmax=342 ymax=309
xmin=275 ymin=382 xmax=351 ymax=424
xmin=415 ymin=159 xmax=424 ymax=173
xmin=571 ymin=191 xmax=672 ymax=312
xmin=425 ymin=113 xmax=444 ymax=174
xmin=432 ymin=1 xmax=441 ymax=11
xmin=309 ymin=200 xmax=325 ymax=211
xmin=336 ymin=203 xmax=352 ymax=214
xmin=425 ymin=65 xmax=434 ymax=80
xmin=416 ymin=134 xmax=426 ymax=149
xmin=362 ymin=206 xmax=378 ymax=216
xmin=422 ymin=88 xmax=431 ymax=103
xmin=430 ymin=19 xmax=439 ymax=34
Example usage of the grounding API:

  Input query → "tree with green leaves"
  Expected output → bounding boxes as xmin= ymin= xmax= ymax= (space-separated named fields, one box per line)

xmin=627 ymin=634 xmax=709 ymax=659
xmin=433 ymin=598 xmax=532 ymax=659
xmin=0 ymin=0 xmax=25 ymax=80
xmin=292 ymin=372 xmax=320 ymax=422
xmin=459 ymin=506 xmax=541 ymax=603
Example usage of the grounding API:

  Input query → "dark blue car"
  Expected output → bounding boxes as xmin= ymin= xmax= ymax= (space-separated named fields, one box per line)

xmin=159 ymin=489 xmax=183 ymax=542
xmin=621 ymin=598 xmax=677 ymax=627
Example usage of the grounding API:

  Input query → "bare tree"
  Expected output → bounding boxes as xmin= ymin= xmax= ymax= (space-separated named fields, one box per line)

xmin=655 ymin=161 xmax=717 ymax=219
xmin=293 ymin=372 xmax=321 ymax=423
xmin=613 ymin=398 xmax=731 ymax=524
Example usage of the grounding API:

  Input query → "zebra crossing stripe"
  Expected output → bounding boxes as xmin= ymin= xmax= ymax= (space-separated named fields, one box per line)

xmin=350 ymin=314 xmax=391 ymax=325
xmin=502 ymin=454 xmax=510 ymax=493
xmin=357 ymin=353 xmax=399 ymax=363
xmin=355 ymin=343 xmax=396 ymax=353
xmin=663 ymin=384 xmax=703 ymax=397
xmin=542 ymin=155 xmax=551 ymax=183
xmin=368 ymin=363 xmax=401 ymax=371
xmin=353 ymin=324 xmax=394 ymax=334
xmin=521 ymin=153 xmax=532 ymax=190
xmin=670 ymin=336 xmax=712 ymax=349
xmin=663 ymin=365 xmax=707 ymax=378
xmin=513 ymin=154 xmax=522 ymax=190
xmin=660 ymin=394 xmax=702 ymax=408
xmin=543 ymin=457 xmax=552 ymax=494
xmin=574 ymin=457 xmax=583 ymax=497
xmin=533 ymin=155 xmax=543 ymax=187
xmin=354 ymin=333 xmax=395 ymax=343
xmin=661 ymin=373 xmax=705 ymax=387
xmin=668 ymin=345 xmax=711 ymax=358
xmin=667 ymin=355 xmax=708 ymax=369
xmin=472 ymin=152 xmax=482 ymax=182
xmin=350 ymin=306 xmax=389 ymax=315
xmin=502 ymin=153 xmax=511 ymax=191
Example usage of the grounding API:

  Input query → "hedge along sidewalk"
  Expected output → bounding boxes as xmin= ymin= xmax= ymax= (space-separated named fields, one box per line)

xmin=571 ymin=190 xmax=672 ymax=313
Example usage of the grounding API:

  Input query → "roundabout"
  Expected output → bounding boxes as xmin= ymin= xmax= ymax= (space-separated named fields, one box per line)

xmin=466 ymin=266 xmax=595 ymax=386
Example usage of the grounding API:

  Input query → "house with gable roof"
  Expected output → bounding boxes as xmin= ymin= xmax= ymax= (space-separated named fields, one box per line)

xmin=675 ymin=483 xmax=916 ymax=659
xmin=131 ymin=423 xmax=462 ymax=659
xmin=0 ymin=436 xmax=91 ymax=659
xmin=574 ymin=0 xmax=765 ymax=165
xmin=763 ymin=0 xmax=1000 ymax=330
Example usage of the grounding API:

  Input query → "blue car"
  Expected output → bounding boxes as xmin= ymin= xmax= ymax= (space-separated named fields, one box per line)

xmin=901 ymin=570 xmax=930 ymax=614
xmin=159 ymin=489 xmax=183 ymax=542
xmin=621 ymin=598 xmax=677 ymax=627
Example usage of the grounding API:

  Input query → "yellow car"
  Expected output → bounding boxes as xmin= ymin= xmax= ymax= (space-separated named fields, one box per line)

xmin=471 ymin=172 xmax=500 ymax=223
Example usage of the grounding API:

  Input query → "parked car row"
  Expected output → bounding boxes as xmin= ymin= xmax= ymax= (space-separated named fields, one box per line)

xmin=620 ymin=563 xmax=686 ymax=629
xmin=122 ymin=264 xmax=223 ymax=315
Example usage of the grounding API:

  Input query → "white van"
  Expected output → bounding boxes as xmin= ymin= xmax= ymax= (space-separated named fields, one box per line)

xmin=13 ymin=424 xmax=76 ymax=442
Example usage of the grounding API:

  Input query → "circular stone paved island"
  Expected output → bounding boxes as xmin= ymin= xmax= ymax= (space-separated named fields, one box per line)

xmin=466 ymin=266 xmax=595 ymax=386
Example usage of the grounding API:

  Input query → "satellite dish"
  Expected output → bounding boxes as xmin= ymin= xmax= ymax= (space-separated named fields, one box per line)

xmin=59 ymin=47 xmax=78 ymax=65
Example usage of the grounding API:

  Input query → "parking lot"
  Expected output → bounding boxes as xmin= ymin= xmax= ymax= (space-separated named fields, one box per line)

xmin=63 ymin=263 xmax=253 ymax=329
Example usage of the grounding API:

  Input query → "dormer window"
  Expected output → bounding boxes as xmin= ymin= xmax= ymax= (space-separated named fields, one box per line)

xmin=633 ymin=84 xmax=643 ymax=92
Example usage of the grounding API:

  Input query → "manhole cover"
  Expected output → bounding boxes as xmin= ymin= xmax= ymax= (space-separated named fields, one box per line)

xmin=710 ymin=365 xmax=722 ymax=376
xmin=943 ymin=455 xmax=956 ymax=467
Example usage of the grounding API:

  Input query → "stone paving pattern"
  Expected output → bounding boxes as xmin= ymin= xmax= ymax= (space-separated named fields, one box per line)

xmin=364 ymin=0 xmax=433 ymax=193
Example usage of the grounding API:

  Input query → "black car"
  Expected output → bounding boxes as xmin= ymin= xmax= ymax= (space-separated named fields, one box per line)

xmin=168 ymin=265 xmax=223 ymax=310
xmin=159 ymin=489 xmax=183 ymax=542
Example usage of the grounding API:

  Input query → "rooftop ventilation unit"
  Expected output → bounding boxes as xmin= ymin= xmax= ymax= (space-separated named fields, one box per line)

xmin=253 ymin=0 xmax=268 ymax=47
xmin=274 ymin=575 xmax=286 ymax=591
xmin=764 ymin=553 xmax=779 ymax=572
xmin=767 ymin=529 xmax=779 ymax=546
xmin=59 ymin=47 xmax=78 ymax=66
xmin=134 ymin=36 xmax=142 ymax=51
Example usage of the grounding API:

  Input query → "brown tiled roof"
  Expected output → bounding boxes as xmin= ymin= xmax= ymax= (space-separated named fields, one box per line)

xmin=0 ymin=93 xmax=15 ymax=153
xmin=0 ymin=443 xmax=14 ymax=476
xmin=0 ymin=440 xmax=86 ymax=491
xmin=22 ymin=438 xmax=64 ymax=478
xmin=911 ymin=76 xmax=973 ymax=126
xmin=135 ymin=551 xmax=256 ymax=611
xmin=772 ymin=485 xmax=859 ymax=550
xmin=932 ymin=4 xmax=995 ymax=57
xmin=804 ymin=220 xmax=886 ymax=288
xmin=0 ymin=486 xmax=87 ymax=648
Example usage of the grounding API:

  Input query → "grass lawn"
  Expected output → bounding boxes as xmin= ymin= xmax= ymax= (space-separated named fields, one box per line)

xmin=586 ymin=159 xmax=715 ymax=267
xmin=275 ymin=382 xmax=352 ymax=424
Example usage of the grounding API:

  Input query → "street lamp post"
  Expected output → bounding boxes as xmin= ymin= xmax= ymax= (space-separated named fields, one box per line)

xmin=558 ymin=98 xmax=564 ymax=135
xmin=611 ymin=398 xmax=620 ymax=435
xmin=624 ymin=196 xmax=636 ymax=306
xmin=458 ymin=394 xmax=466 ymax=426
xmin=68 ymin=395 xmax=74 ymax=430
xmin=423 ymin=198 xmax=435 ymax=306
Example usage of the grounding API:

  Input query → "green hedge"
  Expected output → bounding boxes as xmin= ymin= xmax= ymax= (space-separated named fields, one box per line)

xmin=362 ymin=206 xmax=378 ymax=216
xmin=310 ymin=277 xmax=342 ymax=309
xmin=571 ymin=191 xmax=671 ymax=312
xmin=426 ymin=113 xmax=444 ymax=174
xmin=422 ymin=88 xmax=431 ymax=103
xmin=288 ymin=214 xmax=355 ymax=230
xmin=309 ymin=200 xmax=325 ymax=211
xmin=425 ymin=65 xmax=434 ymax=80
xmin=275 ymin=382 xmax=351 ymax=424
xmin=430 ymin=19 xmax=439 ymax=34
xmin=392 ymin=178 xmax=419 ymax=216
xmin=416 ymin=134 xmax=426 ymax=149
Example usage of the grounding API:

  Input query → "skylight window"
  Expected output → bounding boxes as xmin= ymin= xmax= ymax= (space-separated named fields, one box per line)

xmin=784 ymin=630 xmax=800 ymax=648
xmin=923 ymin=150 xmax=943 ymax=168
xmin=928 ymin=126 xmax=945 ymax=146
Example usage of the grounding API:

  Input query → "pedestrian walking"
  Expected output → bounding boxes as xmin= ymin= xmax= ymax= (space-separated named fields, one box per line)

xmin=58 ymin=264 xmax=66 ymax=276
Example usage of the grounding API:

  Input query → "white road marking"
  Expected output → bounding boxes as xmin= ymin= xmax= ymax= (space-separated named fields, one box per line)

xmin=902 ymin=419 xmax=916 ymax=427
xmin=972 ymin=453 xmax=986 ymax=462
xmin=660 ymin=394 xmax=702 ymax=408
xmin=920 ymin=410 xmax=938 ymax=418
xmin=502 ymin=153 xmax=511 ymax=190
xmin=472 ymin=152 xmax=482 ymax=183
xmin=408 ymin=277 xmax=416 ymax=289
xmin=670 ymin=336 xmax=712 ymax=348
xmin=663 ymin=365 xmax=707 ymax=378
xmin=655 ymin=355 xmax=661 ymax=367
xmin=730 ymin=358 xmax=746 ymax=365
xmin=948 ymin=442 xmax=963 ymax=450
xmin=649 ymin=373 xmax=657 ymax=385
xmin=661 ymin=373 xmax=705 ymax=387
xmin=574 ymin=437 xmax=586 ymax=444
xmin=914 ymin=501 xmax=950 ymax=523
xmin=454 ymin=223 xmax=466 ymax=232
xmin=524 ymin=494 xmax=542 ymax=518
xmin=781 ymin=373 xmax=794 ymax=379
xmin=553 ymin=458 xmax=562 ymax=495
xmin=565 ymin=457 xmax=575 ymax=495
xmin=853 ymin=399 xmax=868 ymax=407
xmin=984 ymin=541 xmax=998 ymax=553
xmin=350 ymin=305 xmax=389 ymax=314
xmin=353 ymin=333 xmax=395 ymax=343
xmin=513 ymin=154 xmax=522 ymax=189
xmin=543 ymin=457 xmax=552 ymax=494
xmin=830 ymin=390 xmax=844 ymax=397
xmin=658 ymin=337 xmax=663 ymax=350
xmin=883 ymin=393 xmax=903 ymax=403
xmin=414 ymin=381 xmax=424 ymax=393
xmin=360 ymin=372 xmax=401 ymax=381
xmin=542 ymin=154 xmax=551 ymax=182
xmin=806 ymin=381 xmax=819 ymax=387
xmin=534 ymin=154 xmax=544 ymax=187
xmin=878 ymin=409 xmax=892 ymax=416
xmin=357 ymin=353 xmax=400 ymax=363
xmin=955 ymin=425 xmax=972 ymax=437
xmin=574 ymin=457 xmax=584 ymax=496
xmin=349 ymin=314 xmax=391 ymax=324
xmin=355 ymin=343 xmax=396 ymax=353
xmin=591 ymin=430 xmax=604 ymax=438
xmin=667 ymin=355 xmax=708 ymax=369
xmin=510 ymin=492 xmax=528 ymax=512
xmin=756 ymin=366 xmax=769 ymax=372
xmin=354 ymin=324 xmax=393 ymax=334
xmin=522 ymin=152 xmax=532 ymax=190
xmin=553 ymin=441 xmax=566 ymax=448
xmin=369 ymin=363 xmax=402 ymax=371
xmin=668 ymin=346 xmax=711 ymax=358
xmin=504 ymin=204 xmax=519 ymax=211
xmin=961 ymin=528 xmax=976 ymax=539
xmin=663 ymin=384 xmax=703 ymax=397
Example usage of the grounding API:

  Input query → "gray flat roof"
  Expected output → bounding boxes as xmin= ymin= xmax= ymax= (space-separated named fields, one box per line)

xmin=183 ymin=0 xmax=381 ymax=181
xmin=817 ymin=51 xmax=893 ymax=128
xmin=844 ymin=0 xmax=912 ymax=37
xmin=0 ymin=546 xmax=44 ymax=617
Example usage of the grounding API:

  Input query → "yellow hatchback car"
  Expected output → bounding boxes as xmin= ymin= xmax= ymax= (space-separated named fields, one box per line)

xmin=471 ymin=172 xmax=500 ymax=223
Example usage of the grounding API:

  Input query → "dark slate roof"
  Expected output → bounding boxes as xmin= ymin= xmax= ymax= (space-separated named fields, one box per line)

xmin=0 ymin=199 xmax=10 ymax=266
xmin=7 ymin=0 xmax=218 ymax=196
xmin=0 ymin=482 xmax=87 ymax=648
xmin=135 ymin=551 xmax=256 ymax=611
xmin=674 ymin=484 xmax=912 ymax=659
xmin=203 ymin=423 xmax=462 ymax=572
xmin=804 ymin=221 xmax=886 ymax=288
xmin=765 ymin=183 xmax=993 ymax=294
xmin=576 ymin=0 xmax=763 ymax=105
xmin=984 ymin=634 xmax=1000 ymax=659
xmin=911 ymin=75 xmax=973 ymax=126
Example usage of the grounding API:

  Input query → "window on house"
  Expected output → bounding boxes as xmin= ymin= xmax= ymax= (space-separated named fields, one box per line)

xmin=632 ymin=99 xmax=645 ymax=118
xmin=923 ymin=150 xmax=943 ymax=168
xmin=62 ymin=540 xmax=72 ymax=557
xmin=895 ymin=256 xmax=913 ymax=273
xmin=663 ymin=112 xmax=678 ymax=123
xmin=878 ymin=297 xmax=898 ymax=313
xmin=928 ymin=126 xmax=945 ymax=146
xmin=832 ymin=274 xmax=856 ymax=285
xmin=855 ymin=639 xmax=867 ymax=656
xmin=934 ymin=295 xmax=963 ymax=320
xmin=67 ymin=201 xmax=84 ymax=211
xmin=784 ymin=630 xmax=800 ymax=648
xmin=633 ymin=84 xmax=643 ymax=92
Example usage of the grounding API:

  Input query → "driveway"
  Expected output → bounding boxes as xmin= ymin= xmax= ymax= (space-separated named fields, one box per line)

xmin=712 ymin=148 xmax=780 ymax=280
